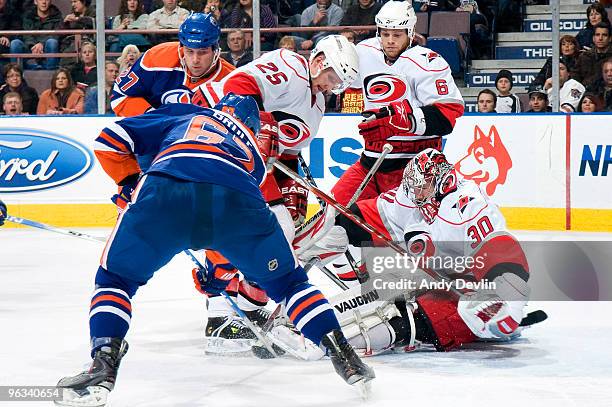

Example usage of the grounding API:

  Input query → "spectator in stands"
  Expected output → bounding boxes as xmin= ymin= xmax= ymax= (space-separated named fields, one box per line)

xmin=340 ymin=0 xmax=381 ymax=43
xmin=456 ymin=0 xmax=490 ymax=59
xmin=526 ymin=87 xmax=550 ymax=113
xmin=588 ymin=57 xmax=612 ymax=111
xmin=577 ymin=92 xmax=602 ymax=113
xmin=340 ymin=28 xmax=357 ymax=44
xmin=418 ymin=0 xmax=459 ymax=12
xmin=84 ymin=61 xmax=120 ymax=114
xmin=37 ymin=67 xmax=84 ymax=115
xmin=67 ymin=42 xmax=97 ymax=88
xmin=545 ymin=57 xmax=585 ymax=112
xmin=147 ymin=0 xmax=190 ymax=44
xmin=59 ymin=0 xmax=95 ymax=55
xmin=1 ymin=92 xmax=26 ymax=115
xmin=110 ymin=0 xmax=150 ymax=53
xmin=278 ymin=35 xmax=297 ymax=51
xmin=221 ymin=29 xmax=253 ymax=67
xmin=117 ymin=44 xmax=142 ymax=73
xmin=10 ymin=0 xmax=62 ymax=70
xmin=494 ymin=69 xmax=521 ymax=113
xmin=0 ymin=0 xmax=21 ymax=58
xmin=531 ymin=35 xmax=579 ymax=92
xmin=0 ymin=63 xmax=39 ymax=115
xmin=228 ymin=0 xmax=277 ymax=51
xmin=576 ymin=2 xmax=611 ymax=50
xmin=300 ymin=0 xmax=344 ymax=50
xmin=572 ymin=23 xmax=611 ymax=90
xmin=204 ymin=0 xmax=231 ymax=27
xmin=477 ymin=89 xmax=496 ymax=113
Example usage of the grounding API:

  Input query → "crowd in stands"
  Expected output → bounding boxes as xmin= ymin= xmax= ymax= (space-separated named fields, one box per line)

xmin=0 ymin=0 xmax=611 ymax=115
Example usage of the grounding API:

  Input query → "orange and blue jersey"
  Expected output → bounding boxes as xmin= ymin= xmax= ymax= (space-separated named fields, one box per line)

xmin=95 ymin=103 xmax=266 ymax=200
xmin=111 ymin=42 xmax=235 ymax=117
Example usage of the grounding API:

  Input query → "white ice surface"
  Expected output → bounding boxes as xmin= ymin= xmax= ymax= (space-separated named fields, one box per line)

xmin=1 ymin=228 xmax=612 ymax=407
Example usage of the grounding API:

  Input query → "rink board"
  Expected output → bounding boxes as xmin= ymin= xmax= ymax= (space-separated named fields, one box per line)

xmin=0 ymin=113 xmax=610 ymax=231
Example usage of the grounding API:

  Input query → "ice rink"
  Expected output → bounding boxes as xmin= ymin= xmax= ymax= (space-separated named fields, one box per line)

xmin=2 ymin=228 xmax=612 ymax=407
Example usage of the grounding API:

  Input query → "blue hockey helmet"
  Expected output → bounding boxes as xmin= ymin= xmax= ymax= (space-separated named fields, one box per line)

xmin=178 ymin=12 xmax=221 ymax=49
xmin=214 ymin=93 xmax=261 ymax=135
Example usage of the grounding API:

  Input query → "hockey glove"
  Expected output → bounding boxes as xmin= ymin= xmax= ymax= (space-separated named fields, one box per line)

xmin=192 ymin=253 xmax=239 ymax=297
xmin=0 ymin=200 xmax=6 ymax=226
xmin=278 ymin=177 xmax=308 ymax=226
xmin=111 ymin=173 xmax=140 ymax=214
xmin=258 ymin=112 xmax=280 ymax=171
xmin=458 ymin=273 xmax=530 ymax=340
xmin=358 ymin=99 xmax=416 ymax=142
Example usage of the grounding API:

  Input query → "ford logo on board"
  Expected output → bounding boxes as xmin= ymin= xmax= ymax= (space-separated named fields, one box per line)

xmin=0 ymin=128 xmax=93 ymax=192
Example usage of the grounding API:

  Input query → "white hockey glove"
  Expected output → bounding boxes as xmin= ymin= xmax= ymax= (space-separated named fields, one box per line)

xmin=457 ymin=273 xmax=530 ymax=340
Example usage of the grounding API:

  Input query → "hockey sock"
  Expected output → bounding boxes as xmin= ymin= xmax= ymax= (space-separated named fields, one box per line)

xmin=89 ymin=267 xmax=139 ymax=356
xmin=284 ymin=282 xmax=340 ymax=345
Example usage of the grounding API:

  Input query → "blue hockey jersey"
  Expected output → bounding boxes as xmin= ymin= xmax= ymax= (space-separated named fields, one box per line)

xmin=94 ymin=103 xmax=266 ymax=199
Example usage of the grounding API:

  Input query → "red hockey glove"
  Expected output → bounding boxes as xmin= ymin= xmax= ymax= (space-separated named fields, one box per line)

xmin=358 ymin=99 xmax=416 ymax=142
xmin=192 ymin=252 xmax=239 ymax=297
xmin=257 ymin=112 xmax=280 ymax=170
xmin=278 ymin=177 xmax=308 ymax=226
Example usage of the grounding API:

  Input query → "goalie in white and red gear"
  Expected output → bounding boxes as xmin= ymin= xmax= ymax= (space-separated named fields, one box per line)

xmin=331 ymin=1 xmax=464 ymax=210
xmin=328 ymin=149 xmax=530 ymax=354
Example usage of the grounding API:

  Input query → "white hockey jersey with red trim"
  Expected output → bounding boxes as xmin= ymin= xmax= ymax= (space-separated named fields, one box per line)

xmin=355 ymin=38 xmax=463 ymax=116
xmin=198 ymin=49 xmax=325 ymax=155
xmin=375 ymin=179 xmax=507 ymax=258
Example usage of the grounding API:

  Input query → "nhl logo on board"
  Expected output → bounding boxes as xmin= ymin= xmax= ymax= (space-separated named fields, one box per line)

xmin=268 ymin=259 xmax=278 ymax=271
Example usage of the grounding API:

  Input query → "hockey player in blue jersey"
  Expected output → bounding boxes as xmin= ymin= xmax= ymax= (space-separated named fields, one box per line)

xmin=54 ymin=95 xmax=374 ymax=407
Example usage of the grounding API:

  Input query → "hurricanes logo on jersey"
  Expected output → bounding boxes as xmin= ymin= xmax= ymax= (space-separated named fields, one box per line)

xmin=363 ymin=73 xmax=407 ymax=104
xmin=453 ymin=195 xmax=475 ymax=215
xmin=272 ymin=111 xmax=311 ymax=148
xmin=423 ymin=52 xmax=439 ymax=63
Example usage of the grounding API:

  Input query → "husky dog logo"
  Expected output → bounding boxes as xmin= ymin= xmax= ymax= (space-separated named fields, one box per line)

xmin=454 ymin=125 xmax=512 ymax=196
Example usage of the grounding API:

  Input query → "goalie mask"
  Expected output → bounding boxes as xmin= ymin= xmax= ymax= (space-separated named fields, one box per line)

xmin=402 ymin=149 xmax=457 ymax=223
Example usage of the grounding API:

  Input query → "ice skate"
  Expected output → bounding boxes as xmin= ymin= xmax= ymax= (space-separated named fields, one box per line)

xmin=205 ymin=315 xmax=257 ymax=355
xmin=321 ymin=329 xmax=375 ymax=390
xmin=55 ymin=338 xmax=128 ymax=407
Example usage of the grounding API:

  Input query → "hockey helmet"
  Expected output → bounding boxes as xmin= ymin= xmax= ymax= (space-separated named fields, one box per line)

xmin=214 ymin=93 xmax=261 ymax=135
xmin=375 ymin=1 xmax=418 ymax=40
xmin=402 ymin=148 xmax=456 ymax=208
xmin=178 ymin=12 xmax=221 ymax=49
xmin=309 ymin=35 xmax=359 ymax=95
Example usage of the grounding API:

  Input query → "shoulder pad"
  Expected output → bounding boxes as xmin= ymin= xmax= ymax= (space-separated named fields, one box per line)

xmin=141 ymin=42 xmax=181 ymax=70
xmin=438 ymin=181 xmax=489 ymax=225
xmin=402 ymin=45 xmax=450 ymax=72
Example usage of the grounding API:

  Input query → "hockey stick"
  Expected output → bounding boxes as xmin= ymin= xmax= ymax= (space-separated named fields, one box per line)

xmin=182 ymin=249 xmax=280 ymax=358
xmin=6 ymin=215 xmax=107 ymax=243
xmin=274 ymin=161 xmax=466 ymax=296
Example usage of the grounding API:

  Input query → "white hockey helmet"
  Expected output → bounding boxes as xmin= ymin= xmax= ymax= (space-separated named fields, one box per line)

xmin=375 ymin=1 xmax=418 ymax=40
xmin=309 ymin=35 xmax=359 ymax=95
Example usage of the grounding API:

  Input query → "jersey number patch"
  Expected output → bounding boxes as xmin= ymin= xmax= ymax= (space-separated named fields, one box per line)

xmin=467 ymin=216 xmax=494 ymax=249
xmin=256 ymin=62 xmax=288 ymax=85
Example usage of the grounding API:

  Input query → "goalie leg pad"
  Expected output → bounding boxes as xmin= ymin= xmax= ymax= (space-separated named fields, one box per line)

xmin=416 ymin=290 xmax=478 ymax=351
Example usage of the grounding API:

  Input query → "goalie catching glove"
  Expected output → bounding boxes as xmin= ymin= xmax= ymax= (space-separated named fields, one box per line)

xmin=358 ymin=99 xmax=416 ymax=142
xmin=192 ymin=251 xmax=239 ymax=297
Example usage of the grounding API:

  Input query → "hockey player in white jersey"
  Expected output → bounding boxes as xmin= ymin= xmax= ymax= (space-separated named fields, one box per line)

xmin=331 ymin=1 xmax=464 ymax=213
xmin=190 ymin=35 xmax=360 ymax=353
xmin=301 ymin=149 xmax=530 ymax=355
